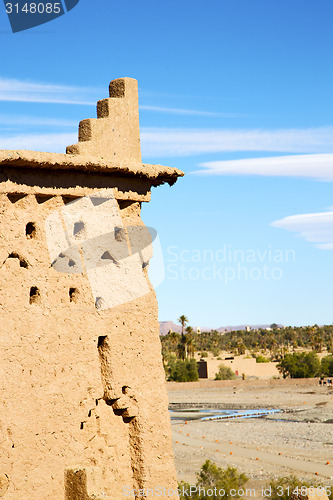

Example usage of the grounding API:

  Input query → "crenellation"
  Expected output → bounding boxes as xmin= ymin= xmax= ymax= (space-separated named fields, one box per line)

xmin=67 ymin=78 xmax=141 ymax=163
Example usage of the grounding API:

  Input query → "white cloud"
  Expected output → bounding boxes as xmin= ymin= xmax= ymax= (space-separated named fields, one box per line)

xmin=195 ymin=154 xmax=333 ymax=181
xmin=0 ymin=77 xmax=242 ymax=117
xmin=140 ymin=127 xmax=333 ymax=158
xmin=271 ymin=211 xmax=333 ymax=249
xmin=2 ymin=125 xmax=333 ymax=174
xmin=0 ymin=114 xmax=77 ymax=128
xmin=0 ymin=133 xmax=77 ymax=153
xmin=139 ymin=105 xmax=241 ymax=117
xmin=0 ymin=77 xmax=97 ymax=105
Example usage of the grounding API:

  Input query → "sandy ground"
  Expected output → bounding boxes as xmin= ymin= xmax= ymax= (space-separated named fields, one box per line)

xmin=168 ymin=380 xmax=333 ymax=498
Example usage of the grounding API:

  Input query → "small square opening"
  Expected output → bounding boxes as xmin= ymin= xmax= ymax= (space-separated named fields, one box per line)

xmin=29 ymin=286 xmax=40 ymax=305
xmin=26 ymin=222 xmax=37 ymax=239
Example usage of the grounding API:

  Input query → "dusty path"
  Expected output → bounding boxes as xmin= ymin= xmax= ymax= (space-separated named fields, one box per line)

xmin=168 ymin=380 xmax=333 ymax=497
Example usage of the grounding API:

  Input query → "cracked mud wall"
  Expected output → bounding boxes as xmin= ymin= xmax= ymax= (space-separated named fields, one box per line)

xmin=0 ymin=188 xmax=178 ymax=499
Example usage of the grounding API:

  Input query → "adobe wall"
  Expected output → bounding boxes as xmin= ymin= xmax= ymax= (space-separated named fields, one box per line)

xmin=205 ymin=357 xmax=280 ymax=379
xmin=167 ymin=378 xmax=319 ymax=391
xmin=0 ymin=78 xmax=183 ymax=499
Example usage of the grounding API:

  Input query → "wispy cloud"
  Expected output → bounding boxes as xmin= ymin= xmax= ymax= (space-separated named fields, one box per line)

xmin=0 ymin=133 xmax=77 ymax=153
xmin=195 ymin=154 xmax=333 ymax=181
xmin=271 ymin=211 xmax=333 ymax=249
xmin=0 ymin=77 xmax=241 ymax=118
xmin=3 ymin=121 xmax=333 ymax=171
xmin=140 ymin=126 xmax=333 ymax=158
xmin=0 ymin=77 xmax=98 ymax=105
xmin=0 ymin=114 xmax=77 ymax=128
xmin=139 ymin=105 xmax=241 ymax=118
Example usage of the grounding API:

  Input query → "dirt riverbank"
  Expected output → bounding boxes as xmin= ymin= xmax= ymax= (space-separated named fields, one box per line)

xmin=168 ymin=379 xmax=333 ymax=498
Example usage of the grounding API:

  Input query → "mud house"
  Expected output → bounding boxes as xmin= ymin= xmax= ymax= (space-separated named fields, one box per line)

xmin=0 ymin=78 xmax=183 ymax=499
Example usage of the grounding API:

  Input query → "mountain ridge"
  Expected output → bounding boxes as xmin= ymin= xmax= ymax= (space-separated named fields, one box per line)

xmin=159 ymin=321 xmax=283 ymax=336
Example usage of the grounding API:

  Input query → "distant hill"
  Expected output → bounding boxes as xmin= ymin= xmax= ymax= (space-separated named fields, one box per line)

xmin=218 ymin=324 xmax=284 ymax=332
xmin=159 ymin=322 xmax=283 ymax=335
xmin=159 ymin=321 xmax=181 ymax=335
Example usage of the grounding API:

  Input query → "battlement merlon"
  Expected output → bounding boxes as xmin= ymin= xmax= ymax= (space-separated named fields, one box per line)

xmin=67 ymin=78 xmax=142 ymax=163
xmin=0 ymin=77 xmax=183 ymax=201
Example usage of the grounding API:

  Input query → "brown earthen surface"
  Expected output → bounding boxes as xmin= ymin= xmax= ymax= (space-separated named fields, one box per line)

xmin=0 ymin=78 xmax=182 ymax=499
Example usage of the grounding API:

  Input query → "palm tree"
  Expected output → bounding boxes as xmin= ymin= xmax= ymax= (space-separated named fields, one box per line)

xmin=185 ymin=326 xmax=195 ymax=358
xmin=177 ymin=315 xmax=189 ymax=360
xmin=178 ymin=315 xmax=189 ymax=336
xmin=169 ymin=331 xmax=181 ymax=353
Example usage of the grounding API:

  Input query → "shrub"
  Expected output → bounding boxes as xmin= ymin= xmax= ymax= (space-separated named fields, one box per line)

xmin=256 ymin=355 xmax=270 ymax=363
xmin=321 ymin=355 xmax=333 ymax=376
xmin=179 ymin=460 xmax=248 ymax=500
xmin=277 ymin=351 xmax=320 ymax=378
xmin=266 ymin=475 xmax=332 ymax=500
xmin=215 ymin=364 xmax=236 ymax=380
xmin=211 ymin=347 xmax=221 ymax=357
xmin=168 ymin=358 xmax=199 ymax=382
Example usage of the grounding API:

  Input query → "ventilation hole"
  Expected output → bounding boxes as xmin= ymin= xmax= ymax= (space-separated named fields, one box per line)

xmin=69 ymin=287 xmax=79 ymax=303
xmin=35 ymin=194 xmax=53 ymax=204
xmin=68 ymin=260 xmax=76 ymax=267
xmin=123 ymin=416 xmax=134 ymax=424
xmin=97 ymin=335 xmax=107 ymax=348
xmin=114 ymin=227 xmax=126 ymax=242
xmin=12 ymin=444 xmax=14 ymax=448
xmin=117 ymin=200 xmax=134 ymax=210
xmin=29 ymin=286 xmax=40 ymax=305
xmin=90 ymin=197 xmax=109 ymax=206
xmin=95 ymin=297 xmax=104 ymax=310
xmin=62 ymin=195 xmax=81 ymax=205
xmin=88 ymin=410 xmax=92 ymax=417
xmin=26 ymin=222 xmax=36 ymax=239
xmin=8 ymin=253 xmax=29 ymax=268
xmin=101 ymin=251 xmax=112 ymax=260
xmin=73 ymin=222 xmax=85 ymax=237
xmin=80 ymin=422 xmax=84 ymax=430
xmin=95 ymin=399 xmax=99 ymax=406
xmin=7 ymin=193 xmax=26 ymax=204
xmin=99 ymin=252 xmax=117 ymax=267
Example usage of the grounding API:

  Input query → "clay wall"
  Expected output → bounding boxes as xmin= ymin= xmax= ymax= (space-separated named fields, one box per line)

xmin=0 ymin=78 xmax=181 ymax=499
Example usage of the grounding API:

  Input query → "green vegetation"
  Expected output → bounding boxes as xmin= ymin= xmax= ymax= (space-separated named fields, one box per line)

xmin=215 ymin=364 xmax=236 ymax=380
xmin=266 ymin=475 xmax=332 ymax=500
xmin=255 ymin=354 xmax=270 ymax=363
xmin=162 ymin=324 xmax=333 ymax=362
xmin=277 ymin=352 xmax=333 ymax=378
xmin=179 ymin=463 xmax=332 ymax=500
xmin=167 ymin=357 xmax=199 ymax=382
xmin=179 ymin=460 xmax=248 ymax=500
xmin=161 ymin=317 xmax=333 ymax=381
xmin=277 ymin=351 xmax=321 ymax=378
xmin=321 ymin=354 xmax=333 ymax=376
xmin=178 ymin=315 xmax=189 ymax=361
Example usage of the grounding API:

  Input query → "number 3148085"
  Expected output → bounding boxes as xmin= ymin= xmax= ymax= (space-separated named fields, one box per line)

xmin=5 ymin=3 xmax=62 ymax=14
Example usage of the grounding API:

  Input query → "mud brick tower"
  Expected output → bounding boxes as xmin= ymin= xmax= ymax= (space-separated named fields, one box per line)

xmin=0 ymin=78 xmax=183 ymax=499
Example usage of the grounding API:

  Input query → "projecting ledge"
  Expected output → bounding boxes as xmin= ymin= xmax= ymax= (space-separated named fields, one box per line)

xmin=0 ymin=150 xmax=184 ymax=187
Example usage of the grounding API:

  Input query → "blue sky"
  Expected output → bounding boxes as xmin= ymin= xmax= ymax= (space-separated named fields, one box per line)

xmin=1 ymin=0 xmax=333 ymax=328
